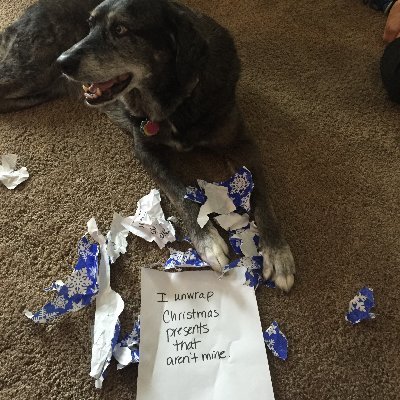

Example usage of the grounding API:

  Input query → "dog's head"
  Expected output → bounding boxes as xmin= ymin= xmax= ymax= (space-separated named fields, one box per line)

xmin=57 ymin=0 xmax=207 ymax=114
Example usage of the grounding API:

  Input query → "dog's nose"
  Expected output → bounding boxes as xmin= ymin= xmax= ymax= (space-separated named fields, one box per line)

xmin=57 ymin=53 xmax=81 ymax=76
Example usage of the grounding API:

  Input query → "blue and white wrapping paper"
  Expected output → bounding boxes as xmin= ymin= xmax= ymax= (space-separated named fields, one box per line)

xmin=345 ymin=287 xmax=376 ymax=325
xmin=185 ymin=166 xmax=254 ymax=213
xmin=185 ymin=167 xmax=277 ymax=289
xmin=223 ymin=256 xmax=275 ymax=289
xmin=87 ymin=218 xmax=125 ymax=389
xmin=95 ymin=320 xmax=122 ymax=389
xmin=263 ymin=321 xmax=288 ymax=360
xmin=25 ymin=237 xmax=99 ymax=323
xmin=114 ymin=318 xmax=141 ymax=369
xmin=164 ymin=247 xmax=208 ymax=270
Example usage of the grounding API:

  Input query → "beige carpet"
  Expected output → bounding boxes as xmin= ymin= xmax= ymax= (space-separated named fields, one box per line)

xmin=1 ymin=0 xmax=399 ymax=399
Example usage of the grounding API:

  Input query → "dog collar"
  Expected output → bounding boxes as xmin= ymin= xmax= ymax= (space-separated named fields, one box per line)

xmin=140 ymin=119 xmax=160 ymax=136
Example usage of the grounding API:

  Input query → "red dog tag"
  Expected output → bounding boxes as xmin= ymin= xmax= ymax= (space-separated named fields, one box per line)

xmin=140 ymin=120 xmax=160 ymax=136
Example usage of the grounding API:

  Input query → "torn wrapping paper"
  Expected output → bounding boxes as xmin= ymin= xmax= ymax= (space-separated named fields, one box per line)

xmin=345 ymin=287 xmax=376 ymax=325
xmin=214 ymin=212 xmax=250 ymax=231
xmin=106 ymin=212 xmax=130 ymax=264
xmin=223 ymin=256 xmax=275 ymax=289
xmin=218 ymin=219 xmax=273 ymax=289
xmin=25 ymin=237 xmax=99 ymax=323
xmin=94 ymin=320 xmax=121 ymax=389
xmin=0 ymin=154 xmax=29 ymax=189
xmin=88 ymin=218 xmax=125 ymax=389
xmin=137 ymin=267 xmax=275 ymax=400
xmin=165 ymin=247 xmax=208 ymax=270
xmin=263 ymin=321 xmax=288 ymax=361
xmin=230 ymin=225 xmax=260 ymax=257
xmin=183 ymin=169 xmax=274 ymax=289
xmin=114 ymin=318 xmax=141 ymax=369
xmin=185 ymin=167 xmax=254 ymax=213
xmin=122 ymin=189 xmax=175 ymax=248
xmin=197 ymin=184 xmax=236 ymax=228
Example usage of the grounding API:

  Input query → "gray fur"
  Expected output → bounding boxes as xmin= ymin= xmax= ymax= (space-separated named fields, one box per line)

xmin=0 ymin=0 xmax=295 ymax=291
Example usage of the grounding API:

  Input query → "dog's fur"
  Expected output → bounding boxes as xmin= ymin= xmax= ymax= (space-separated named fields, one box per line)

xmin=0 ymin=0 xmax=295 ymax=291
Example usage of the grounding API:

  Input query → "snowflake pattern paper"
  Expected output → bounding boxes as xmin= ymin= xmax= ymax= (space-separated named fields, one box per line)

xmin=165 ymin=248 xmax=208 ymax=270
xmin=114 ymin=318 xmax=141 ymax=369
xmin=223 ymin=256 xmax=274 ymax=289
xmin=184 ymin=166 xmax=254 ymax=213
xmin=25 ymin=237 xmax=99 ymax=323
xmin=263 ymin=321 xmax=288 ymax=360
xmin=345 ymin=287 xmax=376 ymax=325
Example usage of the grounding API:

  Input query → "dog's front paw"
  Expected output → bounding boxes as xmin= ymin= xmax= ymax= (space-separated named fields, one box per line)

xmin=192 ymin=223 xmax=229 ymax=273
xmin=261 ymin=243 xmax=295 ymax=292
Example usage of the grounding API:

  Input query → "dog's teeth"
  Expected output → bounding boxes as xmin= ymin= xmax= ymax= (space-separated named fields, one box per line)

xmin=95 ymin=87 xmax=102 ymax=96
xmin=82 ymin=84 xmax=90 ymax=93
xmin=84 ymin=92 xmax=98 ymax=100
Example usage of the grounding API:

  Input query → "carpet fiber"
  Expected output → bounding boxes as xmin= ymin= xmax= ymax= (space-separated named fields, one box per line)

xmin=1 ymin=1 xmax=399 ymax=399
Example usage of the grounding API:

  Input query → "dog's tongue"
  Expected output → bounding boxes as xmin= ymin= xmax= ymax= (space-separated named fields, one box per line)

xmin=89 ymin=79 xmax=116 ymax=93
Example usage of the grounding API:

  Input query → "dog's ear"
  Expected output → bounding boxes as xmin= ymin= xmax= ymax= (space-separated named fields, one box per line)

xmin=164 ymin=3 xmax=208 ymax=89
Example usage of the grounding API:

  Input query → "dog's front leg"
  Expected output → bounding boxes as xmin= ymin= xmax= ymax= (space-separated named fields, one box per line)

xmin=223 ymin=136 xmax=296 ymax=292
xmin=133 ymin=135 xmax=230 ymax=272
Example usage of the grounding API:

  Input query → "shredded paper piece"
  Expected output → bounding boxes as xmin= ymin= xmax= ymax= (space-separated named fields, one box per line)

xmin=263 ymin=321 xmax=288 ymax=361
xmin=185 ymin=166 xmax=254 ymax=213
xmin=165 ymin=247 xmax=208 ymax=270
xmin=214 ymin=212 xmax=250 ymax=231
xmin=88 ymin=218 xmax=125 ymax=389
xmin=106 ymin=212 xmax=130 ymax=264
xmin=0 ymin=154 xmax=29 ymax=189
xmin=197 ymin=184 xmax=236 ymax=228
xmin=122 ymin=189 xmax=176 ymax=248
xmin=25 ymin=236 xmax=99 ymax=323
xmin=137 ymin=267 xmax=275 ymax=400
xmin=114 ymin=318 xmax=141 ymax=369
xmin=185 ymin=167 xmax=275 ymax=290
xmin=345 ymin=287 xmax=376 ymax=325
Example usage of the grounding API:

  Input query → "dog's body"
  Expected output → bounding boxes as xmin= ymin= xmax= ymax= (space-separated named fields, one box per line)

xmin=0 ymin=0 xmax=295 ymax=291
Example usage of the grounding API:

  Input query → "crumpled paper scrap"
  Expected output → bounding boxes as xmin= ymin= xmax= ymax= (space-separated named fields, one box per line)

xmin=122 ymin=189 xmax=175 ymax=248
xmin=229 ymin=222 xmax=260 ymax=257
xmin=217 ymin=217 xmax=273 ymax=289
xmin=106 ymin=212 xmax=130 ymax=264
xmin=25 ymin=236 xmax=99 ymax=323
xmin=345 ymin=287 xmax=376 ymax=325
xmin=185 ymin=166 xmax=254 ymax=213
xmin=214 ymin=212 xmax=250 ymax=231
xmin=113 ymin=318 xmax=141 ymax=369
xmin=197 ymin=184 xmax=236 ymax=228
xmin=223 ymin=255 xmax=275 ymax=289
xmin=185 ymin=168 xmax=276 ymax=289
xmin=88 ymin=218 xmax=125 ymax=389
xmin=164 ymin=247 xmax=208 ymax=270
xmin=0 ymin=154 xmax=29 ymax=189
xmin=263 ymin=321 xmax=288 ymax=360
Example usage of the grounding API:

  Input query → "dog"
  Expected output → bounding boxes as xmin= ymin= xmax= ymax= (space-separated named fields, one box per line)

xmin=0 ymin=0 xmax=295 ymax=291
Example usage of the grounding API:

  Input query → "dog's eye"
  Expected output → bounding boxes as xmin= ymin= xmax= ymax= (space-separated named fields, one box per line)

xmin=113 ymin=24 xmax=128 ymax=37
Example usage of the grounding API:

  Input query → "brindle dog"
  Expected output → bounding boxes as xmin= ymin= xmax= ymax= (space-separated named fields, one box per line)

xmin=0 ymin=0 xmax=295 ymax=291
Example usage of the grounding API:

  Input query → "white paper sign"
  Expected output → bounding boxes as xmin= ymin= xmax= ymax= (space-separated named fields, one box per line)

xmin=137 ymin=268 xmax=275 ymax=400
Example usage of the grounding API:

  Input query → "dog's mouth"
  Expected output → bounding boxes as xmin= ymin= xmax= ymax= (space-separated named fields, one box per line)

xmin=82 ymin=73 xmax=132 ymax=105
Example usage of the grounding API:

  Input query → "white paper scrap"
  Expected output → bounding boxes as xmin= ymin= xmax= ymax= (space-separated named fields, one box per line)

xmin=214 ymin=212 xmax=250 ymax=231
xmin=106 ymin=212 xmax=130 ymax=263
xmin=122 ymin=189 xmax=175 ymax=248
xmin=0 ymin=154 xmax=29 ymax=189
xmin=87 ymin=218 xmax=124 ymax=388
xmin=231 ymin=222 xmax=259 ymax=257
xmin=137 ymin=267 xmax=275 ymax=400
xmin=197 ymin=183 xmax=236 ymax=228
